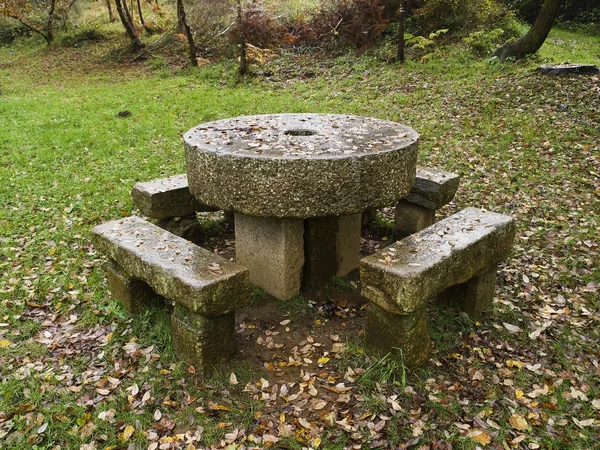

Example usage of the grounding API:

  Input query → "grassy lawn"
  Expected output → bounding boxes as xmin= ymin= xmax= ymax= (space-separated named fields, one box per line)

xmin=0 ymin=26 xmax=599 ymax=449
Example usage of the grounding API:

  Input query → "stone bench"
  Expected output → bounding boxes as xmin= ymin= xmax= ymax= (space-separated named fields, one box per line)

xmin=91 ymin=216 xmax=250 ymax=376
xmin=394 ymin=166 xmax=460 ymax=237
xmin=131 ymin=174 xmax=218 ymax=243
xmin=360 ymin=207 xmax=515 ymax=367
xmin=362 ymin=166 xmax=460 ymax=236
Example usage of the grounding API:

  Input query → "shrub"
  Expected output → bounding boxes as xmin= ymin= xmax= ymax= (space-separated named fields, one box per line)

xmin=291 ymin=0 xmax=389 ymax=49
xmin=234 ymin=0 xmax=284 ymax=49
xmin=502 ymin=0 xmax=600 ymax=24
xmin=58 ymin=28 xmax=106 ymax=47
xmin=462 ymin=28 xmax=505 ymax=56
xmin=411 ymin=0 xmax=507 ymax=34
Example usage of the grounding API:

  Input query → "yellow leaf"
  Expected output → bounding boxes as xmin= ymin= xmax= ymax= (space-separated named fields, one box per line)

xmin=313 ymin=437 xmax=322 ymax=448
xmin=515 ymin=389 xmax=524 ymax=399
xmin=318 ymin=357 xmax=330 ymax=365
xmin=49 ymin=247 xmax=56 ymax=255
xmin=0 ymin=340 xmax=11 ymax=348
xmin=506 ymin=359 xmax=523 ymax=369
xmin=471 ymin=430 xmax=492 ymax=446
xmin=121 ymin=425 xmax=135 ymax=441
xmin=509 ymin=414 xmax=529 ymax=431
xmin=210 ymin=404 xmax=232 ymax=412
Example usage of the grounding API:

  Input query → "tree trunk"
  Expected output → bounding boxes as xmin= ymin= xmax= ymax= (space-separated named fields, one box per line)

xmin=237 ymin=0 xmax=247 ymax=75
xmin=45 ymin=0 xmax=56 ymax=44
xmin=494 ymin=0 xmax=562 ymax=60
xmin=137 ymin=0 xmax=145 ymax=26
xmin=123 ymin=0 xmax=134 ymax=26
xmin=106 ymin=0 xmax=116 ymax=22
xmin=114 ymin=0 xmax=144 ymax=51
xmin=176 ymin=0 xmax=197 ymax=66
xmin=396 ymin=2 xmax=405 ymax=62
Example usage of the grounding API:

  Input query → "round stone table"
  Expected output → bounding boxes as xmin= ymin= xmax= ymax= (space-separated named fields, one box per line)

xmin=184 ymin=114 xmax=419 ymax=299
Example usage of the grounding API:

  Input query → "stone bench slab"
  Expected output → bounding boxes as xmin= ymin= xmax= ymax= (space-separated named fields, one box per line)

xmin=91 ymin=216 xmax=249 ymax=316
xmin=361 ymin=207 xmax=515 ymax=315
xmin=404 ymin=167 xmax=460 ymax=210
xmin=131 ymin=174 xmax=215 ymax=220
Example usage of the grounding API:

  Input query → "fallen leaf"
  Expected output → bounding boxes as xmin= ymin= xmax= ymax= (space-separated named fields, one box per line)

xmin=121 ymin=425 xmax=135 ymax=441
xmin=469 ymin=429 xmax=492 ymax=445
xmin=298 ymin=417 xmax=311 ymax=429
xmin=229 ymin=372 xmax=239 ymax=385
xmin=509 ymin=414 xmax=529 ymax=431
xmin=573 ymin=417 xmax=595 ymax=428
xmin=503 ymin=323 xmax=522 ymax=333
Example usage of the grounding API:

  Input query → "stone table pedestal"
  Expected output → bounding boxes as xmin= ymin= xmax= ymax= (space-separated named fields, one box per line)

xmin=184 ymin=114 xmax=419 ymax=299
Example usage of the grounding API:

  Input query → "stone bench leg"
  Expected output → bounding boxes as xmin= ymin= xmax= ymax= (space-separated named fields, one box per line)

xmin=365 ymin=303 xmax=433 ymax=368
xmin=303 ymin=213 xmax=361 ymax=291
xmin=170 ymin=304 xmax=235 ymax=376
xmin=394 ymin=200 xmax=435 ymax=238
xmin=106 ymin=262 xmax=163 ymax=313
xmin=234 ymin=213 xmax=304 ymax=300
xmin=437 ymin=269 xmax=497 ymax=319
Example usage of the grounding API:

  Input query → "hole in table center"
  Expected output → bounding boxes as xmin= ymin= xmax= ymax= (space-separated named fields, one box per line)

xmin=284 ymin=129 xmax=317 ymax=136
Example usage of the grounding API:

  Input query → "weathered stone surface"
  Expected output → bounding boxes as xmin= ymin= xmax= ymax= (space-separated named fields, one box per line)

xmin=131 ymin=174 xmax=215 ymax=220
xmin=171 ymin=304 xmax=235 ymax=376
xmin=185 ymin=114 xmax=419 ymax=218
xmin=91 ymin=216 xmax=250 ymax=316
xmin=365 ymin=303 xmax=432 ymax=368
xmin=235 ymin=213 xmax=304 ymax=300
xmin=336 ymin=213 xmax=362 ymax=277
xmin=538 ymin=64 xmax=599 ymax=76
xmin=404 ymin=167 xmax=460 ymax=210
xmin=361 ymin=207 xmax=515 ymax=315
xmin=394 ymin=200 xmax=435 ymax=238
xmin=303 ymin=213 xmax=361 ymax=290
xmin=106 ymin=262 xmax=164 ymax=313
xmin=438 ymin=269 xmax=496 ymax=319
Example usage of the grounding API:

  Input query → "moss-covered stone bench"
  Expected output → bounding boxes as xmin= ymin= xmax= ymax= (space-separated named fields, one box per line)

xmin=363 ymin=166 xmax=460 ymax=236
xmin=360 ymin=207 xmax=515 ymax=367
xmin=394 ymin=166 xmax=460 ymax=237
xmin=91 ymin=216 xmax=250 ymax=376
xmin=131 ymin=174 xmax=218 ymax=243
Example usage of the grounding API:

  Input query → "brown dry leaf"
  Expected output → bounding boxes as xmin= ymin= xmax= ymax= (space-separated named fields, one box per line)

xmin=298 ymin=417 xmax=311 ymax=429
xmin=509 ymin=414 xmax=529 ymax=431
xmin=312 ymin=400 xmax=327 ymax=410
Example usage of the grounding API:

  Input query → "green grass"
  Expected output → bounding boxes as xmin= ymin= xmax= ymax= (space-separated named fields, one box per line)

xmin=1 ymin=20 xmax=600 ymax=449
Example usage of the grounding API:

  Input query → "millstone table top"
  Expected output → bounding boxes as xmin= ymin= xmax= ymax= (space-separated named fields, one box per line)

xmin=184 ymin=114 xmax=419 ymax=218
